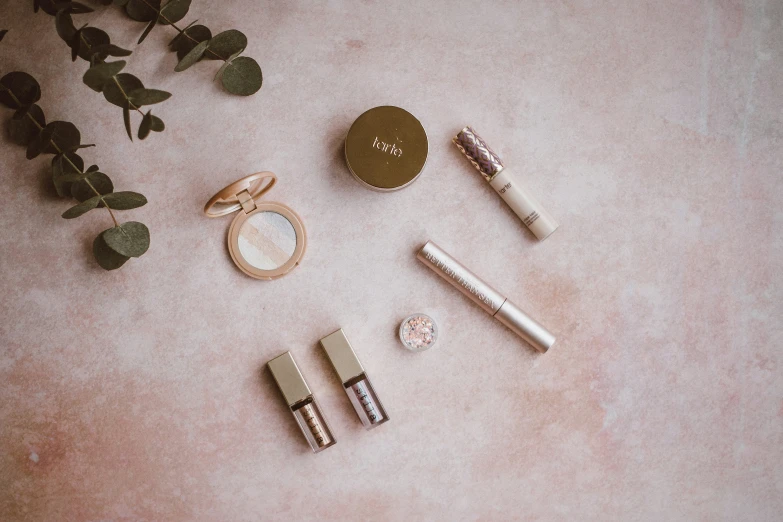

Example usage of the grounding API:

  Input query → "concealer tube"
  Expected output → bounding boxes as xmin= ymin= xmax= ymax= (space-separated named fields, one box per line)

xmin=453 ymin=126 xmax=558 ymax=241
xmin=416 ymin=241 xmax=556 ymax=353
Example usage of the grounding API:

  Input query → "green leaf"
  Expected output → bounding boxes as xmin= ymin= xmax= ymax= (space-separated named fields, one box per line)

xmin=206 ymin=29 xmax=247 ymax=60
xmin=83 ymin=60 xmax=126 ymax=92
xmin=62 ymin=195 xmax=101 ymax=219
xmin=138 ymin=18 xmax=156 ymax=44
xmin=169 ymin=19 xmax=197 ymax=45
xmin=214 ymin=49 xmax=242 ymax=80
xmin=138 ymin=110 xmax=153 ymax=139
xmin=77 ymin=27 xmax=110 ymax=61
xmin=103 ymin=191 xmax=147 ymax=210
xmin=0 ymin=72 xmax=41 ymax=109
xmin=43 ymin=121 xmax=81 ymax=153
xmin=9 ymin=104 xmax=46 ymax=146
xmin=69 ymin=26 xmax=83 ymax=61
xmin=102 ymin=73 xmax=143 ymax=107
xmin=125 ymin=0 xmax=160 ymax=22
xmin=86 ymin=164 xmax=99 ymax=173
xmin=55 ymin=10 xmax=76 ymax=41
xmin=57 ymin=2 xmax=95 ymax=14
xmin=71 ymin=171 xmax=113 ymax=202
xmin=150 ymin=115 xmax=165 ymax=132
xmin=123 ymin=101 xmax=132 ymax=141
xmin=0 ymin=30 xmax=7 ymax=42
xmin=88 ymin=43 xmax=132 ymax=60
xmin=128 ymin=88 xmax=171 ymax=106
xmin=170 ymin=24 xmax=210 ymax=60
xmin=26 ymin=126 xmax=54 ymax=159
xmin=52 ymin=152 xmax=84 ymax=197
xmin=175 ymin=39 xmax=208 ymax=71
xmin=158 ymin=0 xmax=191 ymax=25
xmin=102 ymin=221 xmax=150 ymax=257
xmin=93 ymin=233 xmax=130 ymax=270
xmin=221 ymin=56 xmax=262 ymax=96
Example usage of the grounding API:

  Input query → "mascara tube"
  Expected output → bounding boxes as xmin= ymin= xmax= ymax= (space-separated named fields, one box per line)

xmin=453 ymin=126 xmax=558 ymax=241
xmin=416 ymin=241 xmax=556 ymax=353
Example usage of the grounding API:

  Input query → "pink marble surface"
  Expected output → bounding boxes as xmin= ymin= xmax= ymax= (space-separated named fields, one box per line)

xmin=1 ymin=1 xmax=782 ymax=520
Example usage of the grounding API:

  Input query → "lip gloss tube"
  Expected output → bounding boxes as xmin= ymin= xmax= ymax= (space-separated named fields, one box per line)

xmin=267 ymin=351 xmax=336 ymax=453
xmin=416 ymin=241 xmax=556 ymax=352
xmin=453 ymin=126 xmax=558 ymax=241
xmin=320 ymin=328 xmax=389 ymax=429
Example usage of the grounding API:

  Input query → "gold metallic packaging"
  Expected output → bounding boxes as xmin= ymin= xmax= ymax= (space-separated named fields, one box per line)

xmin=267 ymin=351 xmax=336 ymax=453
xmin=344 ymin=106 xmax=428 ymax=191
xmin=320 ymin=329 xmax=389 ymax=429
xmin=416 ymin=241 xmax=556 ymax=353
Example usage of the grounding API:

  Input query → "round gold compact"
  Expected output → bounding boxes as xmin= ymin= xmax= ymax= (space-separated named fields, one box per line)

xmin=344 ymin=106 xmax=428 ymax=191
xmin=205 ymin=172 xmax=306 ymax=280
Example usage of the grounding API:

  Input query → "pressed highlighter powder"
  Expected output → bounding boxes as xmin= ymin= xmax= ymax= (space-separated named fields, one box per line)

xmin=344 ymin=106 xmax=428 ymax=191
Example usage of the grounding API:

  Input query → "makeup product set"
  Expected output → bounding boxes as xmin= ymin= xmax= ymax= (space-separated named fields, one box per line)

xmin=204 ymin=105 xmax=560 ymax=452
xmin=268 ymin=329 xmax=388 ymax=453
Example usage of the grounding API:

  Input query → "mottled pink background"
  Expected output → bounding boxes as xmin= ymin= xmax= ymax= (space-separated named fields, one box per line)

xmin=1 ymin=1 xmax=781 ymax=520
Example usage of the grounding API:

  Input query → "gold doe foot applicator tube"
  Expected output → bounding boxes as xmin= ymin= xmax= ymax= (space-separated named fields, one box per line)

xmin=417 ymin=241 xmax=556 ymax=353
xmin=453 ymin=127 xmax=558 ymax=241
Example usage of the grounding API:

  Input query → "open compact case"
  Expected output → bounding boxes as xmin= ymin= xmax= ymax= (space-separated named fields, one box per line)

xmin=204 ymin=172 xmax=306 ymax=280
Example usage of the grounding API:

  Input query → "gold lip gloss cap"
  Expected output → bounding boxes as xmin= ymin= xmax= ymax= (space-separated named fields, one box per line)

xmin=267 ymin=352 xmax=312 ymax=406
xmin=319 ymin=329 xmax=364 ymax=384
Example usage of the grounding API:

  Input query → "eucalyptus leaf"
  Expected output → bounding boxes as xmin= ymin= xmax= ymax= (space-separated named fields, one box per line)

xmin=62 ymin=195 xmax=101 ymax=219
xmin=150 ymin=115 xmax=164 ymax=132
xmin=83 ymin=60 xmax=126 ymax=92
xmin=138 ymin=110 xmax=153 ymax=139
xmin=128 ymin=88 xmax=171 ymax=106
xmin=52 ymin=152 xmax=84 ymax=197
xmin=0 ymin=30 xmax=7 ymax=42
xmin=77 ymin=27 xmax=110 ymax=61
xmin=125 ymin=0 xmax=161 ymax=22
xmin=26 ymin=126 xmax=54 ymax=159
xmin=158 ymin=0 xmax=191 ymax=25
xmin=102 ymin=73 xmax=143 ymax=107
xmin=171 ymin=24 xmax=211 ymax=60
xmin=37 ymin=0 xmax=60 ymax=15
xmin=88 ymin=43 xmax=132 ymax=59
xmin=169 ymin=19 xmax=197 ymax=45
xmin=103 ymin=191 xmax=147 ymax=210
xmin=206 ymin=29 xmax=247 ymax=60
xmin=56 ymin=2 xmax=95 ymax=14
xmin=0 ymin=72 xmax=41 ymax=109
xmin=221 ymin=56 xmax=262 ymax=96
xmin=71 ymin=171 xmax=113 ymax=202
xmin=69 ymin=26 xmax=83 ymax=61
xmin=43 ymin=121 xmax=81 ymax=153
xmin=175 ymin=39 xmax=208 ymax=72
xmin=9 ymin=104 xmax=46 ymax=146
xmin=55 ymin=10 xmax=76 ymax=41
xmin=137 ymin=18 xmax=156 ymax=44
xmin=214 ymin=49 xmax=242 ymax=80
xmin=86 ymin=164 xmax=99 ymax=173
xmin=123 ymin=101 xmax=132 ymax=141
xmin=93 ymin=233 xmax=130 ymax=270
xmin=102 ymin=221 xmax=150 ymax=257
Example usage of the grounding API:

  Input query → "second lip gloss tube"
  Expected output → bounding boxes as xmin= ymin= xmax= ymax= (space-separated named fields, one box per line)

xmin=267 ymin=351 xmax=336 ymax=453
xmin=320 ymin=328 xmax=389 ymax=429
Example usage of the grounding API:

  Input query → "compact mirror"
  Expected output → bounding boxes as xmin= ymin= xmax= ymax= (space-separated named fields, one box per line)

xmin=205 ymin=172 xmax=306 ymax=280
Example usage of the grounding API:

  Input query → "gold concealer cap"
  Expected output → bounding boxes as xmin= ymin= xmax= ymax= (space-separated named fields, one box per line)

xmin=319 ymin=329 xmax=364 ymax=384
xmin=267 ymin=352 xmax=312 ymax=407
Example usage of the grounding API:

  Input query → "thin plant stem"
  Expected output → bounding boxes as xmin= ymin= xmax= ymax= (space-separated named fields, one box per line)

xmin=3 ymin=87 xmax=120 ymax=227
xmin=137 ymin=0 xmax=229 ymax=61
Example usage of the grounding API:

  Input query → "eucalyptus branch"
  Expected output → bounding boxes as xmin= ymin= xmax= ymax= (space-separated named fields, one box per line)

xmin=33 ymin=0 xmax=171 ymax=140
xmin=111 ymin=0 xmax=262 ymax=96
xmin=1 ymin=71 xmax=150 ymax=270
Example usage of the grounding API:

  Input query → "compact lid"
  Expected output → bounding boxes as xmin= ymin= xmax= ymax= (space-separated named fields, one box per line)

xmin=267 ymin=351 xmax=311 ymax=406
xmin=319 ymin=328 xmax=365 ymax=383
xmin=204 ymin=172 xmax=277 ymax=217
xmin=344 ymin=106 xmax=428 ymax=191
